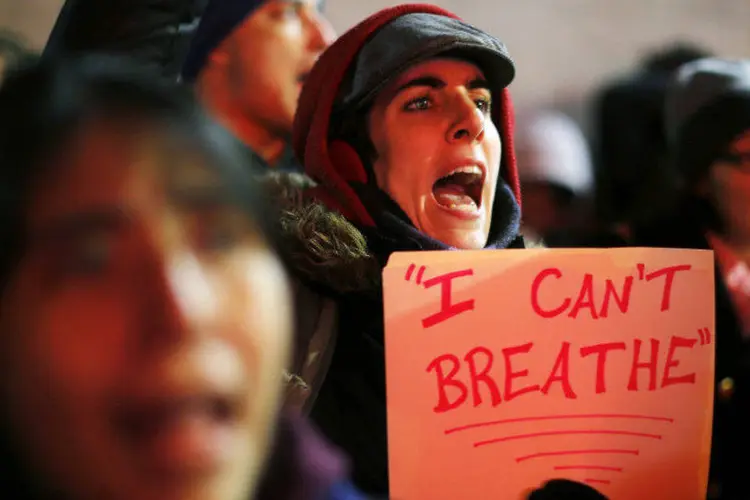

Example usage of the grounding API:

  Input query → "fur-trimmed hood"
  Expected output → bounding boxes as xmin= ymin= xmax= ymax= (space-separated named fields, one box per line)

xmin=260 ymin=172 xmax=538 ymax=296
xmin=260 ymin=171 xmax=382 ymax=295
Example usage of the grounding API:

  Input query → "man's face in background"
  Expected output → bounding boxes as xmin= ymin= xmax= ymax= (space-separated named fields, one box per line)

xmin=224 ymin=0 xmax=335 ymax=137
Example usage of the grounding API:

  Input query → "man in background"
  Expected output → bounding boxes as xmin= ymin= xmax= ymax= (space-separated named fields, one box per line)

xmin=182 ymin=0 xmax=335 ymax=171
xmin=44 ymin=0 xmax=335 ymax=172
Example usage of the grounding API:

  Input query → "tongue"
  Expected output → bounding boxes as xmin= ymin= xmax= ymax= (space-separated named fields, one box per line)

xmin=433 ymin=183 xmax=477 ymax=210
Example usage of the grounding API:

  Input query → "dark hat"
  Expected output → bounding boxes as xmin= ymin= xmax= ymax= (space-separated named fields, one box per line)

xmin=337 ymin=13 xmax=514 ymax=111
xmin=665 ymin=57 xmax=750 ymax=184
xmin=181 ymin=0 xmax=266 ymax=82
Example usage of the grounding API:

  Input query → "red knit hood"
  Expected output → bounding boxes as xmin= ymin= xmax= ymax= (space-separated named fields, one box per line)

xmin=292 ymin=3 xmax=521 ymax=228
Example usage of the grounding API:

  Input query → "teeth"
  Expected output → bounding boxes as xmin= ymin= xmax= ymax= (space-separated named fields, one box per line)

xmin=449 ymin=165 xmax=482 ymax=176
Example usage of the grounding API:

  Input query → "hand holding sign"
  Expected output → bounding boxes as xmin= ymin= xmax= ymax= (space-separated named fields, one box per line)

xmin=384 ymin=248 xmax=714 ymax=500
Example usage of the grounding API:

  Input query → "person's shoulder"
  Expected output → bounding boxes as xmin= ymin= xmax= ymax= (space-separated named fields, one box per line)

xmin=258 ymin=171 xmax=381 ymax=295
xmin=324 ymin=480 xmax=371 ymax=500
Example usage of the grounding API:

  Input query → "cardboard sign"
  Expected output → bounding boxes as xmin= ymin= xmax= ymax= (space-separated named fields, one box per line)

xmin=383 ymin=248 xmax=715 ymax=500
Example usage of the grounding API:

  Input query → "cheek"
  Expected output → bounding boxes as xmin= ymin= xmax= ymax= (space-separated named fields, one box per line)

xmin=709 ymin=168 xmax=750 ymax=208
xmin=483 ymin=126 xmax=503 ymax=183
xmin=254 ymin=27 xmax=302 ymax=70
xmin=376 ymin=124 xmax=436 ymax=192
xmin=11 ymin=288 xmax=133 ymax=390
xmin=218 ymin=251 xmax=292 ymax=397
xmin=0 ymin=284 xmax=134 ymax=450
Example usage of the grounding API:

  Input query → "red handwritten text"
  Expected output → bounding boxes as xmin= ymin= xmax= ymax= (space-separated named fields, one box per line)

xmin=427 ymin=335 xmax=699 ymax=413
xmin=422 ymin=269 xmax=475 ymax=328
xmin=530 ymin=265 xmax=692 ymax=319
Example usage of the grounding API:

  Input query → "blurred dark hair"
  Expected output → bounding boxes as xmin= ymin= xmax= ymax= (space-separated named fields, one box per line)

xmin=641 ymin=42 xmax=712 ymax=73
xmin=0 ymin=29 xmax=36 ymax=75
xmin=0 ymin=53 xmax=277 ymax=498
xmin=592 ymin=41 xmax=713 ymax=228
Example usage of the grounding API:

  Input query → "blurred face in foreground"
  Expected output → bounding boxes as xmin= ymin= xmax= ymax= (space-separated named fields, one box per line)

xmin=0 ymin=119 xmax=292 ymax=500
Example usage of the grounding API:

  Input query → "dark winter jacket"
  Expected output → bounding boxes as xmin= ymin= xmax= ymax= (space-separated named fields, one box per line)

xmin=255 ymin=413 xmax=367 ymax=500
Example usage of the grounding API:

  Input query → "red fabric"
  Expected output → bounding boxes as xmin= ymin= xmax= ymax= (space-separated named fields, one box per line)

xmin=292 ymin=3 xmax=521 ymax=227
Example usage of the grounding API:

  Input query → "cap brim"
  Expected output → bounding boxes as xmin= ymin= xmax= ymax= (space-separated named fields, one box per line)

xmin=343 ymin=38 xmax=515 ymax=111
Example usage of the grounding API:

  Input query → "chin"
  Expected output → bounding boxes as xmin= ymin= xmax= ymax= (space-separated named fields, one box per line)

xmin=436 ymin=230 xmax=488 ymax=250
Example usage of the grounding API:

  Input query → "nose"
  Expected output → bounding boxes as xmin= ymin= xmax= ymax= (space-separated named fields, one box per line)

xmin=306 ymin=10 xmax=336 ymax=51
xmin=139 ymin=250 xmax=217 ymax=348
xmin=446 ymin=95 xmax=486 ymax=144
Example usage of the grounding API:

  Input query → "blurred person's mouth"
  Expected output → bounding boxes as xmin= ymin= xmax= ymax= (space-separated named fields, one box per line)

xmin=115 ymin=394 xmax=240 ymax=475
xmin=297 ymin=71 xmax=311 ymax=87
xmin=112 ymin=350 xmax=248 ymax=477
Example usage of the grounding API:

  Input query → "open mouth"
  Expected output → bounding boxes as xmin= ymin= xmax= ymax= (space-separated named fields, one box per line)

xmin=117 ymin=396 xmax=235 ymax=437
xmin=113 ymin=394 xmax=240 ymax=474
xmin=432 ymin=165 xmax=484 ymax=213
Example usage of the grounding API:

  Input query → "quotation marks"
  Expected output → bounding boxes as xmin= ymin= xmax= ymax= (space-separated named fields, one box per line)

xmin=697 ymin=328 xmax=712 ymax=346
xmin=404 ymin=263 xmax=426 ymax=284
xmin=404 ymin=263 xmax=476 ymax=328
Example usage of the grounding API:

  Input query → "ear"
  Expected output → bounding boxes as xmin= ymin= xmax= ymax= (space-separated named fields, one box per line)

xmin=328 ymin=139 xmax=368 ymax=184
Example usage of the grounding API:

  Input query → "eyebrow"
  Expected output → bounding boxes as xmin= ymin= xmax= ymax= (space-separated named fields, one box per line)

xmin=467 ymin=78 xmax=491 ymax=91
xmin=31 ymin=207 xmax=129 ymax=246
xmin=394 ymin=75 xmax=492 ymax=95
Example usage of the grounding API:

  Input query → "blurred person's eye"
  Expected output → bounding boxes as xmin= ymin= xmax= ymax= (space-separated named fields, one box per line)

xmin=193 ymin=211 xmax=251 ymax=254
xmin=58 ymin=233 xmax=114 ymax=277
xmin=270 ymin=0 xmax=303 ymax=20
xmin=200 ymin=224 xmax=240 ymax=252
xmin=717 ymin=151 xmax=750 ymax=167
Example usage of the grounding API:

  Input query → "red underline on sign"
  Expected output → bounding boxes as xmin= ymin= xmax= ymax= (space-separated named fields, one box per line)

xmin=475 ymin=430 xmax=661 ymax=448
xmin=445 ymin=414 xmax=674 ymax=435
xmin=515 ymin=449 xmax=639 ymax=463
xmin=585 ymin=479 xmax=611 ymax=485
xmin=554 ymin=465 xmax=624 ymax=472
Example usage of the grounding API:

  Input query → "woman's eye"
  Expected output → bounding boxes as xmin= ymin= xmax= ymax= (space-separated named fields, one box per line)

xmin=404 ymin=96 xmax=432 ymax=112
xmin=475 ymin=98 xmax=491 ymax=113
